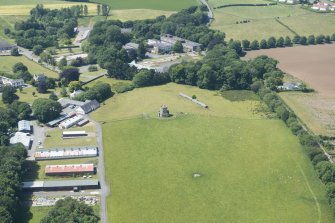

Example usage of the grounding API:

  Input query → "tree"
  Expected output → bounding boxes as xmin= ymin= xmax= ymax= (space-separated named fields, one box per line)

xmin=250 ymin=40 xmax=259 ymax=50
xmin=2 ymin=86 xmax=18 ymax=104
xmin=32 ymin=45 xmax=43 ymax=55
xmin=242 ymin=40 xmax=250 ymax=50
xmin=299 ymin=36 xmax=307 ymax=45
xmin=260 ymin=39 xmax=268 ymax=49
xmin=228 ymin=40 xmax=243 ymax=56
xmin=284 ymin=36 xmax=292 ymax=46
xmin=133 ymin=70 xmax=154 ymax=87
xmin=173 ymin=40 xmax=184 ymax=53
xmin=325 ymin=35 xmax=331 ymax=43
xmin=61 ymin=87 xmax=68 ymax=97
xmin=331 ymin=33 xmax=335 ymax=41
xmin=68 ymin=81 xmax=82 ymax=92
xmin=58 ymin=57 xmax=68 ymax=70
xmin=49 ymin=92 xmax=58 ymax=101
xmin=32 ymin=98 xmax=62 ymax=123
xmin=293 ymin=35 xmax=300 ymax=44
xmin=316 ymin=35 xmax=325 ymax=44
xmin=59 ymin=67 xmax=80 ymax=85
xmin=276 ymin=37 xmax=284 ymax=47
xmin=137 ymin=42 xmax=146 ymax=59
xmin=8 ymin=101 xmax=32 ymax=120
xmin=37 ymin=79 xmax=48 ymax=93
xmin=12 ymin=62 xmax=28 ymax=73
xmin=10 ymin=48 xmax=19 ymax=56
xmin=307 ymin=35 xmax=315 ymax=45
xmin=97 ymin=4 xmax=101 ymax=15
xmin=267 ymin=37 xmax=276 ymax=48
xmin=84 ymin=5 xmax=88 ymax=16
xmin=40 ymin=197 xmax=99 ymax=223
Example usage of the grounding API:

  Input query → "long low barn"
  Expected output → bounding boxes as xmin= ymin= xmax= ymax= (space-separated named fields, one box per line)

xmin=45 ymin=164 xmax=95 ymax=176
xmin=34 ymin=146 xmax=98 ymax=160
xmin=62 ymin=131 xmax=87 ymax=138
xmin=22 ymin=180 xmax=100 ymax=191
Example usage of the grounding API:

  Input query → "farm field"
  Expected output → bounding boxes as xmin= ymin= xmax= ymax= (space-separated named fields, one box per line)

xmin=210 ymin=4 xmax=335 ymax=40
xmin=91 ymin=83 xmax=335 ymax=223
xmin=246 ymin=44 xmax=335 ymax=137
xmin=91 ymin=0 xmax=198 ymax=11
xmin=210 ymin=0 xmax=268 ymax=7
xmin=0 ymin=3 xmax=97 ymax=16
xmin=0 ymin=56 xmax=58 ymax=78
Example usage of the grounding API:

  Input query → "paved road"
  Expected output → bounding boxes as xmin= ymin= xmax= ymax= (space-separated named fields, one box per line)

xmin=91 ymin=119 xmax=109 ymax=223
xmin=199 ymin=0 xmax=214 ymax=25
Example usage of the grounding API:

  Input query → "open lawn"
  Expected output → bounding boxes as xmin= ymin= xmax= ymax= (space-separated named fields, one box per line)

xmin=210 ymin=4 xmax=335 ymax=40
xmin=0 ymin=56 xmax=58 ymax=78
xmin=86 ymin=76 xmax=132 ymax=92
xmin=43 ymin=124 xmax=97 ymax=149
xmin=0 ymin=3 xmax=97 ymax=16
xmin=90 ymin=0 xmax=197 ymax=11
xmin=91 ymin=83 xmax=335 ymax=223
xmin=16 ymin=87 xmax=60 ymax=104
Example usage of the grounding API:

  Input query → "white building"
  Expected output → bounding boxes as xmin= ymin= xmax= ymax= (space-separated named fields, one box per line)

xmin=59 ymin=115 xmax=84 ymax=129
xmin=18 ymin=120 xmax=31 ymax=133
xmin=10 ymin=132 xmax=32 ymax=149
xmin=0 ymin=76 xmax=24 ymax=88
xmin=34 ymin=146 xmax=98 ymax=160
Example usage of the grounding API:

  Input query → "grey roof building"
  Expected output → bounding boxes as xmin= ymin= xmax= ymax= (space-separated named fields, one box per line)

xmin=18 ymin=120 xmax=31 ymax=133
xmin=0 ymin=40 xmax=15 ymax=51
xmin=58 ymin=98 xmax=85 ymax=108
xmin=10 ymin=132 xmax=32 ymax=149
xmin=22 ymin=179 xmax=100 ymax=191
xmin=76 ymin=100 xmax=100 ymax=115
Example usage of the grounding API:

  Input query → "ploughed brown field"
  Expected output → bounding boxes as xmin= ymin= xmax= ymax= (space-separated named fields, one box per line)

xmin=245 ymin=44 xmax=335 ymax=136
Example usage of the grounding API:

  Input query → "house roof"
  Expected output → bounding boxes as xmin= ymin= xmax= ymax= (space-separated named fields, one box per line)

xmin=18 ymin=120 xmax=30 ymax=132
xmin=0 ymin=40 xmax=14 ymax=49
xmin=45 ymin=164 xmax=94 ymax=174
xmin=77 ymin=100 xmax=100 ymax=114
xmin=10 ymin=132 xmax=31 ymax=147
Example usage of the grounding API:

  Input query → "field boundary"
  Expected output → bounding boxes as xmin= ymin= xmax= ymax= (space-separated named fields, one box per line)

xmin=275 ymin=18 xmax=298 ymax=35
xmin=213 ymin=2 xmax=276 ymax=9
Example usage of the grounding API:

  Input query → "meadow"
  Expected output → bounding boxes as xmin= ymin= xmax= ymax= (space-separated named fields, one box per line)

xmin=90 ymin=0 xmax=197 ymax=11
xmin=0 ymin=56 xmax=58 ymax=78
xmin=91 ymin=83 xmax=335 ymax=223
xmin=210 ymin=4 xmax=335 ymax=40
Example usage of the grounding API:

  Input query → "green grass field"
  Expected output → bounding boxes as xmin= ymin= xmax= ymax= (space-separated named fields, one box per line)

xmin=43 ymin=125 xmax=97 ymax=148
xmin=0 ymin=56 xmax=58 ymax=78
xmin=210 ymin=0 xmax=268 ymax=7
xmin=91 ymin=83 xmax=335 ymax=223
xmin=0 ymin=15 xmax=27 ymax=42
xmin=91 ymin=0 xmax=197 ymax=11
xmin=210 ymin=4 xmax=335 ymax=40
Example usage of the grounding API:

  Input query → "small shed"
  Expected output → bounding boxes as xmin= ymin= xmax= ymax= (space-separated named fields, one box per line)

xmin=18 ymin=120 xmax=31 ymax=133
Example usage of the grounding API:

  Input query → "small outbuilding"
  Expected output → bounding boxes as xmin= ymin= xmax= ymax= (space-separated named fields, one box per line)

xmin=18 ymin=120 xmax=31 ymax=133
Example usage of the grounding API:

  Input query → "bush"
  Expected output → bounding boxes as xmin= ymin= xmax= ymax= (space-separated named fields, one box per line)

xmin=299 ymin=133 xmax=319 ymax=147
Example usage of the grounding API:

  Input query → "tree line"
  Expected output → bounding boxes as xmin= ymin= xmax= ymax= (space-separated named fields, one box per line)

xmin=0 ymin=144 xmax=27 ymax=223
xmin=241 ymin=33 xmax=335 ymax=51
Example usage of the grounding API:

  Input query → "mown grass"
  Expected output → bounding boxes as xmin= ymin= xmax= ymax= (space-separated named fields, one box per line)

xmin=91 ymin=83 xmax=335 ymax=223
xmin=90 ymin=0 xmax=197 ymax=11
xmin=0 ymin=15 xmax=27 ymax=43
xmin=0 ymin=56 xmax=58 ymax=78
xmin=43 ymin=125 xmax=97 ymax=149
xmin=91 ymin=83 xmax=262 ymax=122
xmin=16 ymin=87 xmax=60 ymax=105
xmin=211 ymin=4 xmax=335 ymax=40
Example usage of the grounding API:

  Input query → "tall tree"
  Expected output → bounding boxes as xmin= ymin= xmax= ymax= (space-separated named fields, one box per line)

xmin=2 ymin=86 xmax=18 ymax=104
xmin=97 ymin=4 xmax=101 ymax=15
xmin=173 ymin=40 xmax=184 ymax=53
xmin=84 ymin=5 xmax=88 ymax=16
xmin=32 ymin=98 xmax=62 ymax=123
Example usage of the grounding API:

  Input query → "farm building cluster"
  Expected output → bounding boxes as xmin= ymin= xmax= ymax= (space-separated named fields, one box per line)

xmin=311 ymin=2 xmax=335 ymax=11
xmin=34 ymin=146 xmax=98 ymax=160
xmin=0 ymin=76 xmax=24 ymax=88
xmin=10 ymin=120 xmax=32 ymax=149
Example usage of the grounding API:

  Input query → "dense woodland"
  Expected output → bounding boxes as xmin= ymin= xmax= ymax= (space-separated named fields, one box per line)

xmin=0 ymin=145 xmax=27 ymax=223
xmin=12 ymin=5 xmax=83 ymax=49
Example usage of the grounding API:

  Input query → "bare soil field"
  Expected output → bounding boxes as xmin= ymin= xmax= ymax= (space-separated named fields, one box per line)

xmin=245 ymin=44 xmax=335 ymax=136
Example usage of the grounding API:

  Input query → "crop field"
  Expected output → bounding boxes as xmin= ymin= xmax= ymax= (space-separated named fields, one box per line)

xmin=91 ymin=83 xmax=334 ymax=223
xmin=91 ymin=0 xmax=197 ymax=11
xmin=0 ymin=56 xmax=58 ymax=78
xmin=0 ymin=3 xmax=97 ymax=16
xmin=246 ymin=44 xmax=335 ymax=136
xmin=210 ymin=4 xmax=335 ymax=40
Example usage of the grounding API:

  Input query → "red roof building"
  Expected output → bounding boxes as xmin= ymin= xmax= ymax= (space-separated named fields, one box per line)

xmin=45 ymin=164 xmax=95 ymax=176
